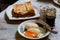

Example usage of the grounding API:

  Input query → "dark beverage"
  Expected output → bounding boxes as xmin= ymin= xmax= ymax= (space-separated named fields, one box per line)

xmin=40 ymin=6 xmax=56 ymax=27
xmin=46 ymin=8 xmax=56 ymax=27
xmin=46 ymin=16 xmax=56 ymax=27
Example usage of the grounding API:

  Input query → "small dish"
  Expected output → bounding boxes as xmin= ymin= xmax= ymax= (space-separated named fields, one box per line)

xmin=18 ymin=20 xmax=50 ymax=39
xmin=53 ymin=0 xmax=60 ymax=5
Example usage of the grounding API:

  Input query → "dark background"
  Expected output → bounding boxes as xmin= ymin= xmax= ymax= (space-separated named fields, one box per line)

xmin=0 ymin=0 xmax=18 ymax=12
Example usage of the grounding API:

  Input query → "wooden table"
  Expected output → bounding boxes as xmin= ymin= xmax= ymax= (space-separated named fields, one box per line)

xmin=0 ymin=0 xmax=60 ymax=40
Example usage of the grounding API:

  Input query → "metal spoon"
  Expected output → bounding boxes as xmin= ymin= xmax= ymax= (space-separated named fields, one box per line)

xmin=35 ymin=19 xmax=58 ymax=34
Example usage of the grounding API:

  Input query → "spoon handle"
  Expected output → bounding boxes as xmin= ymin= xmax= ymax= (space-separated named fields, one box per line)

xmin=50 ymin=30 xmax=58 ymax=34
xmin=35 ymin=20 xmax=58 ymax=34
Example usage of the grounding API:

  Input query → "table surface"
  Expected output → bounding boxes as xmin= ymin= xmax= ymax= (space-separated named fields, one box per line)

xmin=0 ymin=0 xmax=60 ymax=40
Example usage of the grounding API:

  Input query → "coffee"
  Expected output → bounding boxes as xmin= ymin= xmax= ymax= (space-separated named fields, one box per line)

xmin=46 ymin=8 xmax=56 ymax=27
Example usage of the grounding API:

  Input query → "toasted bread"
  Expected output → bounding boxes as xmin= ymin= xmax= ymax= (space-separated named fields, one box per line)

xmin=12 ymin=1 xmax=35 ymax=17
xmin=13 ymin=4 xmax=28 ymax=15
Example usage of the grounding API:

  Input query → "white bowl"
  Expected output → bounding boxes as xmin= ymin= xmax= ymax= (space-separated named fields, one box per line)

xmin=18 ymin=20 xmax=50 ymax=39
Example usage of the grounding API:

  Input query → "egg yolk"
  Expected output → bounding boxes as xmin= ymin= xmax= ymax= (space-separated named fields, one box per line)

xmin=24 ymin=31 xmax=38 ymax=38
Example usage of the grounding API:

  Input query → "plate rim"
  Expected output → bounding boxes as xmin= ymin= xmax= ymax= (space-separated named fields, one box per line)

xmin=53 ymin=0 xmax=60 ymax=5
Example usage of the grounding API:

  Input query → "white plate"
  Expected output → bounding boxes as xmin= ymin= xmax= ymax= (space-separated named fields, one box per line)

xmin=6 ymin=4 xmax=40 ymax=20
xmin=18 ymin=20 xmax=50 ymax=39
xmin=53 ymin=0 xmax=60 ymax=5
